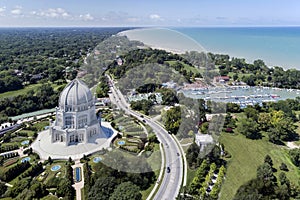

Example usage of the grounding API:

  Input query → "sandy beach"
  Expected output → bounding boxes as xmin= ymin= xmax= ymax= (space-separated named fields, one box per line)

xmin=118 ymin=28 xmax=206 ymax=54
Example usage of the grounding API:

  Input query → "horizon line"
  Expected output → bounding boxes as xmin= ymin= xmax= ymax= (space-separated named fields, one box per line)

xmin=0 ymin=25 xmax=299 ymax=28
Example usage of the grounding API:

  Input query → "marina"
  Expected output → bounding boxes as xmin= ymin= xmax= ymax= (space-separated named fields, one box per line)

xmin=182 ymin=86 xmax=300 ymax=108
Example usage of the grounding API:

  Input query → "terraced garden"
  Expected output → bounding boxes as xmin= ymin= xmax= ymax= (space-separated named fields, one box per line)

xmin=113 ymin=113 xmax=147 ymax=153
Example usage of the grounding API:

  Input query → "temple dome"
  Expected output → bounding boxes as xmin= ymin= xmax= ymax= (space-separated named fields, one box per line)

xmin=59 ymin=79 xmax=93 ymax=109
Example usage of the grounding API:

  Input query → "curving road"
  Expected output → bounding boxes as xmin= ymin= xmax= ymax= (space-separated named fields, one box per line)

xmin=108 ymin=77 xmax=184 ymax=200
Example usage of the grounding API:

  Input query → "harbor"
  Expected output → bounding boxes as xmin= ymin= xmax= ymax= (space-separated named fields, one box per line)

xmin=182 ymin=86 xmax=300 ymax=108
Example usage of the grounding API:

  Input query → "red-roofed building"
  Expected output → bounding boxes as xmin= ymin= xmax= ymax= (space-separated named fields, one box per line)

xmin=213 ymin=76 xmax=230 ymax=83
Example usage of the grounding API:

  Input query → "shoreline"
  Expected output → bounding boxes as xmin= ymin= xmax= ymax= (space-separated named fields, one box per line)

xmin=118 ymin=28 xmax=205 ymax=55
xmin=119 ymin=29 xmax=261 ymax=66
xmin=119 ymin=27 xmax=299 ymax=70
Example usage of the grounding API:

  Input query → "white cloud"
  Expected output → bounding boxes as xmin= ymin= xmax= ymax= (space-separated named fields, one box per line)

xmin=149 ymin=14 xmax=161 ymax=20
xmin=31 ymin=8 xmax=71 ymax=19
xmin=11 ymin=6 xmax=22 ymax=15
xmin=0 ymin=6 xmax=6 ymax=16
xmin=79 ymin=13 xmax=94 ymax=21
xmin=127 ymin=17 xmax=140 ymax=23
xmin=0 ymin=7 xmax=6 ymax=12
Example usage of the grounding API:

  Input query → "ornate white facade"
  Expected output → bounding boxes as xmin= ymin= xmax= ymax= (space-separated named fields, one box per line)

xmin=49 ymin=79 xmax=101 ymax=146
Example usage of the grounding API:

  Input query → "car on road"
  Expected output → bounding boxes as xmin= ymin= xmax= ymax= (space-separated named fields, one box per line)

xmin=177 ymin=152 xmax=180 ymax=156
xmin=167 ymin=167 xmax=171 ymax=173
xmin=142 ymin=119 xmax=146 ymax=123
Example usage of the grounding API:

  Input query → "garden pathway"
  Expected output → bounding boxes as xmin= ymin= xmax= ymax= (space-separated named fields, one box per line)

xmin=72 ymin=161 xmax=84 ymax=200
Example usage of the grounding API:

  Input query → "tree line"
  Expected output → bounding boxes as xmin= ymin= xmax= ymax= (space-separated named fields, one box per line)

xmin=108 ymin=48 xmax=200 ymax=81
xmin=0 ymin=83 xmax=63 ymax=124
xmin=229 ymin=98 xmax=300 ymax=144
xmin=0 ymin=28 xmax=123 ymax=93
xmin=208 ymin=52 xmax=300 ymax=88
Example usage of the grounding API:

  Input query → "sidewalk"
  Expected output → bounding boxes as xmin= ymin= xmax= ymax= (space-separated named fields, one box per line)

xmin=72 ymin=161 xmax=84 ymax=200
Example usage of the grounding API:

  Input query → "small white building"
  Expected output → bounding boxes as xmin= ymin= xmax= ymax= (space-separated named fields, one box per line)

xmin=195 ymin=134 xmax=214 ymax=151
xmin=49 ymin=79 xmax=102 ymax=146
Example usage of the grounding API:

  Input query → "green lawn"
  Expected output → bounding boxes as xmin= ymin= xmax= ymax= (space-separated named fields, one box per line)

xmin=10 ymin=136 xmax=28 ymax=143
xmin=32 ymin=120 xmax=50 ymax=131
xmin=219 ymin=133 xmax=300 ymax=200
xmin=165 ymin=60 xmax=201 ymax=74
xmin=228 ymin=72 xmax=253 ymax=79
xmin=0 ymin=82 xmax=66 ymax=99
xmin=141 ymin=143 xmax=163 ymax=200
xmin=18 ymin=129 xmax=36 ymax=137
xmin=0 ymin=83 xmax=42 ymax=99
xmin=145 ymin=143 xmax=162 ymax=172
xmin=293 ymin=140 xmax=300 ymax=146
xmin=186 ymin=167 xmax=197 ymax=187
xmin=43 ymin=161 xmax=67 ymax=185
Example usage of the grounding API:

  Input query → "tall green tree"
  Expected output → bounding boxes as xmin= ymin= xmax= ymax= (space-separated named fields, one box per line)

xmin=109 ymin=182 xmax=142 ymax=200
xmin=163 ymin=106 xmax=181 ymax=134
xmin=237 ymin=118 xmax=261 ymax=139
xmin=264 ymin=155 xmax=273 ymax=167
xmin=96 ymin=76 xmax=110 ymax=98
xmin=56 ymin=179 xmax=75 ymax=200
xmin=256 ymin=163 xmax=276 ymax=196
xmin=266 ymin=110 xmax=296 ymax=143
xmin=289 ymin=148 xmax=300 ymax=167
xmin=30 ymin=181 xmax=48 ymax=199
xmin=88 ymin=177 xmax=117 ymax=200
xmin=244 ymin=106 xmax=259 ymax=121
xmin=161 ymin=89 xmax=179 ymax=106
xmin=186 ymin=142 xmax=200 ymax=168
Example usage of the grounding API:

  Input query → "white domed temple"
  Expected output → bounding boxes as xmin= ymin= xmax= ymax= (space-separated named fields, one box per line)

xmin=32 ymin=79 xmax=117 ymax=160
xmin=49 ymin=79 xmax=101 ymax=145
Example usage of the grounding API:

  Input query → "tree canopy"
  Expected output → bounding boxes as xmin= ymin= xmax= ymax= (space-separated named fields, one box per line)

xmin=88 ymin=177 xmax=117 ymax=200
xmin=109 ymin=182 xmax=142 ymax=200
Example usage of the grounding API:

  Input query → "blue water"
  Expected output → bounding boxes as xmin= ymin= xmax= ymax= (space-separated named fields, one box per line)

xmin=51 ymin=165 xmax=61 ymax=171
xmin=21 ymin=140 xmax=29 ymax=145
xmin=75 ymin=167 xmax=81 ymax=182
xmin=173 ymin=27 xmax=300 ymax=69
xmin=93 ymin=157 xmax=102 ymax=163
xmin=118 ymin=140 xmax=125 ymax=145
xmin=21 ymin=157 xmax=30 ymax=163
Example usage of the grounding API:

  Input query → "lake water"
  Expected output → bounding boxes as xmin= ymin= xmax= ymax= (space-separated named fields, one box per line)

xmin=174 ymin=27 xmax=300 ymax=69
xmin=123 ymin=27 xmax=300 ymax=69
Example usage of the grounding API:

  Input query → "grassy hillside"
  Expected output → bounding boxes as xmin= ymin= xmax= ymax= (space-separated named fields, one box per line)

xmin=165 ymin=60 xmax=200 ymax=74
xmin=219 ymin=133 xmax=300 ymax=200
xmin=0 ymin=83 xmax=42 ymax=99
xmin=0 ymin=82 xmax=66 ymax=99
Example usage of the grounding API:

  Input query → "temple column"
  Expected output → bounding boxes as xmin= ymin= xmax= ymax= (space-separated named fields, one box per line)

xmin=65 ymin=130 xmax=68 ymax=146
xmin=54 ymin=107 xmax=58 ymax=126
xmin=50 ymin=127 xmax=53 ymax=142
xmin=84 ymin=125 xmax=88 ymax=143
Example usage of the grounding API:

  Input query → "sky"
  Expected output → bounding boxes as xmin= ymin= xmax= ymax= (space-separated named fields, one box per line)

xmin=0 ymin=0 xmax=300 ymax=27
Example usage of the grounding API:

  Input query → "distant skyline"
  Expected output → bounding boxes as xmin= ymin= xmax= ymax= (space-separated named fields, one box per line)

xmin=0 ymin=0 xmax=300 ymax=27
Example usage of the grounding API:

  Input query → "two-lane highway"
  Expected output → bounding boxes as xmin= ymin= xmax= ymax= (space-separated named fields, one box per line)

xmin=108 ymin=77 xmax=184 ymax=200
